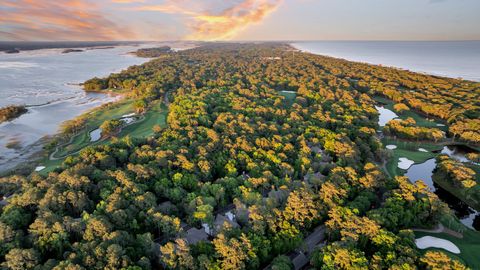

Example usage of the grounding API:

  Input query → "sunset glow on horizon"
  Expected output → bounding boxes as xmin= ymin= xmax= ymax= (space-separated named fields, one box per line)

xmin=1 ymin=0 xmax=479 ymax=41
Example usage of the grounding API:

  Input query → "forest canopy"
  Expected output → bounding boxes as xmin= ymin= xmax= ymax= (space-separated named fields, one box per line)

xmin=1 ymin=43 xmax=477 ymax=269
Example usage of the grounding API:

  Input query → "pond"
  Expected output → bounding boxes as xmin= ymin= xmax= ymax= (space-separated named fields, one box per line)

xmin=440 ymin=145 xmax=478 ymax=164
xmin=375 ymin=103 xmax=480 ymax=230
xmin=435 ymin=185 xmax=480 ymax=231
xmin=404 ymin=158 xmax=436 ymax=190
xmin=375 ymin=105 xmax=398 ymax=127
xmin=90 ymin=128 xmax=101 ymax=142
xmin=404 ymin=155 xmax=480 ymax=230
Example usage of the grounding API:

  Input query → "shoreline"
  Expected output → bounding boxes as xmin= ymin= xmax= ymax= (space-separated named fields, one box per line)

xmin=0 ymin=92 xmax=130 ymax=175
xmin=0 ymin=92 xmax=122 ymax=174
xmin=0 ymin=41 xmax=146 ymax=54
xmin=290 ymin=41 xmax=480 ymax=82
xmin=0 ymin=44 xmax=154 ymax=174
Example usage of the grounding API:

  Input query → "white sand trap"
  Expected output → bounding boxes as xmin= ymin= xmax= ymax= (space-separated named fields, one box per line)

xmin=121 ymin=117 xmax=135 ymax=124
xmin=35 ymin=166 xmax=46 ymax=172
xmin=415 ymin=236 xmax=460 ymax=254
xmin=90 ymin=129 xmax=102 ymax=142
xmin=418 ymin=148 xmax=429 ymax=152
xmin=436 ymin=124 xmax=446 ymax=127
xmin=398 ymin=157 xmax=415 ymax=170
xmin=386 ymin=145 xmax=397 ymax=150
xmin=122 ymin=113 xmax=136 ymax=118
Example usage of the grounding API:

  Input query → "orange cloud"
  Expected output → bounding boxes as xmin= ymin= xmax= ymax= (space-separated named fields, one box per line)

xmin=137 ymin=0 xmax=282 ymax=40
xmin=135 ymin=3 xmax=197 ymax=15
xmin=0 ymin=0 xmax=135 ymax=41
xmin=111 ymin=0 xmax=146 ymax=3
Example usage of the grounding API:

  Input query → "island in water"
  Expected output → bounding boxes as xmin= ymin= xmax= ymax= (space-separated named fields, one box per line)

xmin=0 ymin=105 xmax=28 ymax=123
xmin=62 ymin=49 xmax=84 ymax=54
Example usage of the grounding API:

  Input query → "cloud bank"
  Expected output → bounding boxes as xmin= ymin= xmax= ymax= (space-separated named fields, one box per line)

xmin=0 ymin=0 xmax=282 ymax=41
xmin=0 ymin=0 xmax=134 ymax=41
xmin=136 ymin=0 xmax=283 ymax=40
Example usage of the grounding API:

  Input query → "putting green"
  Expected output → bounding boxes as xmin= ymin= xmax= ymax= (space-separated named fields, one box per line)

xmin=382 ymin=138 xmax=442 ymax=177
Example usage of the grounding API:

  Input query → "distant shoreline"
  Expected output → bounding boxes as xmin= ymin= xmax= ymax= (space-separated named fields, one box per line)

xmin=291 ymin=41 xmax=480 ymax=82
xmin=0 ymin=41 xmax=144 ymax=53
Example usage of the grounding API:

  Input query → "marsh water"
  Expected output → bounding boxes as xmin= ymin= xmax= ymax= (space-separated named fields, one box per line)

xmin=0 ymin=45 xmax=150 ymax=172
xmin=376 ymin=106 xmax=480 ymax=230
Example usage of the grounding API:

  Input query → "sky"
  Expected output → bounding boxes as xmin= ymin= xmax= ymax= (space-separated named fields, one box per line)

xmin=1 ymin=0 xmax=479 ymax=41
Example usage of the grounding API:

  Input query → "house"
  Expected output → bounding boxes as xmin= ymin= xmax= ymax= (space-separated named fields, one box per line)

xmin=0 ymin=196 xmax=9 ymax=207
xmin=157 ymin=201 xmax=176 ymax=215
xmin=213 ymin=214 xmax=239 ymax=234
xmin=310 ymin=146 xmax=323 ymax=155
xmin=267 ymin=189 xmax=289 ymax=203
xmin=303 ymin=172 xmax=326 ymax=183
xmin=291 ymin=252 xmax=309 ymax=270
xmin=185 ymin=227 xmax=209 ymax=244
xmin=225 ymin=210 xmax=235 ymax=221
xmin=302 ymin=225 xmax=326 ymax=253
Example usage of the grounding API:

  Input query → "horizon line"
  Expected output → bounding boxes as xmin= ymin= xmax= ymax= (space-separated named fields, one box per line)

xmin=1 ymin=39 xmax=480 ymax=43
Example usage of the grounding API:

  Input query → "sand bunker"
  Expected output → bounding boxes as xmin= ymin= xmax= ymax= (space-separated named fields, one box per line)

xmin=415 ymin=236 xmax=460 ymax=254
xmin=386 ymin=145 xmax=397 ymax=150
xmin=122 ymin=113 xmax=136 ymax=118
xmin=398 ymin=157 xmax=415 ymax=170
xmin=418 ymin=148 xmax=428 ymax=152
xmin=90 ymin=129 xmax=102 ymax=142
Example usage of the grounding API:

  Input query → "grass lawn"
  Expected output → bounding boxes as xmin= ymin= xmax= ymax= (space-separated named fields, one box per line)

xmin=54 ymin=99 xmax=137 ymax=157
xmin=414 ymin=216 xmax=480 ymax=269
xmin=38 ymin=159 xmax=63 ymax=175
xmin=117 ymin=102 xmax=167 ymax=138
xmin=467 ymin=162 xmax=480 ymax=182
xmin=382 ymin=137 xmax=443 ymax=177
xmin=37 ymin=99 xmax=168 ymax=175
xmin=279 ymin=90 xmax=296 ymax=107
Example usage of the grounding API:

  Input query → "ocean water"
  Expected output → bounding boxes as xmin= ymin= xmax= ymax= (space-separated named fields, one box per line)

xmin=0 ymin=45 xmax=149 ymax=171
xmin=292 ymin=41 xmax=480 ymax=82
